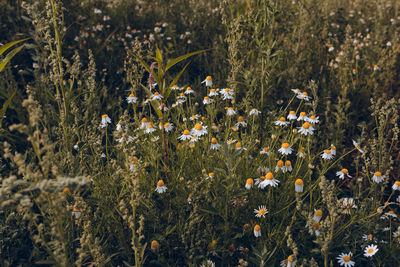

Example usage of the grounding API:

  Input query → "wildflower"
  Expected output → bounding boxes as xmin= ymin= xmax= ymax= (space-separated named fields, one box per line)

xmin=245 ymin=178 xmax=254 ymax=189
xmin=297 ymin=91 xmax=310 ymax=101
xmin=287 ymin=111 xmax=297 ymax=120
xmin=385 ymin=210 xmax=397 ymax=218
xmin=151 ymin=240 xmax=159 ymax=252
xmin=63 ymin=187 xmax=71 ymax=195
xmin=32 ymin=63 xmax=39 ymax=69
xmin=307 ymin=115 xmax=319 ymax=124
xmin=321 ymin=149 xmax=334 ymax=160
xmin=275 ymin=160 xmax=285 ymax=172
xmin=72 ymin=205 xmax=81 ymax=218
xmin=210 ymin=137 xmax=221 ymax=150
xmin=297 ymin=147 xmax=306 ymax=158
xmin=363 ymin=234 xmax=373 ymax=241
xmin=386 ymin=41 xmax=392 ymax=46
xmin=191 ymin=123 xmax=207 ymax=137
xmin=291 ymin=88 xmax=301 ymax=95
xmin=152 ymin=92 xmax=163 ymax=100
xmin=336 ymin=168 xmax=352 ymax=179
xmin=185 ymin=86 xmax=194 ymax=95
xmin=284 ymin=160 xmax=293 ymax=173
xmin=171 ymin=84 xmax=180 ymax=90
xmin=100 ymin=153 xmax=106 ymax=158
xmin=392 ymin=181 xmax=400 ymax=191
xmin=227 ymin=139 xmax=237 ymax=145
xmin=280 ymin=255 xmax=294 ymax=267
xmin=352 ymin=140 xmax=364 ymax=153
xmin=249 ymin=108 xmax=261 ymax=116
xmin=372 ymin=171 xmax=385 ymax=183
xmin=298 ymin=122 xmax=314 ymax=136
xmin=203 ymin=96 xmax=213 ymax=105
xmin=328 ymin=44 xmax=335 ymax=52
xmin=145 ymin=122 xmax=156 ymax=134
xmin=209 ymin=88 xmax=218 ymax=97
xmin=340 ymin=198 xmax=357 ymax=214
xmin=330 ymin=144 xmax=337 ymax=156
xmin=226 ymin=107 xmax=236 ymax=116
xmin=279 ymin=143 xmax=293 ymax=155
xmin=254 ymin=224 xmax=261 ymax=237
xmin=178 ymin=130 xmax=192 ymax=141
xmin=364 ymin=244 xmax=378 ymax=257
xmin=297 ymin=112 xmax=308 ymax=121
xmin=313 ymin=209 xmax=323 ymax=222
xmin=101 ymin=114 xmax=111 ymax=128
xmin=140 ymin=118 xmax=149 ymax=129
xmin=235 ymin=142 xmax=246 ymax=151
xmin=373 ymin=64 xmax=379 ymax=71
xmin=200 ymin=260 xmax=215 ymax=267
xmin=275 ymin=117 xmax=290 ymax=127
xmin=208 ymin=172 xmax=215 ymax=179
xmin=202 ymin=76 xmax=213 ymax=86
xmin=311 ymin=221 xmax=321 ymax=236
xmin=155 ymin=180 xmax=167 ymax=194
xmin=336 ymin=252 xmax=355 ymax=267
xmin=143 ymin=98 xmax=153 ymax=104
xmin=187 ymin=194 xmax=192 ymax=204
xmin=126 ymin=93 xmax=138 ymax=103
xmin=73 ymin=142 xmax=79 ymax=150
xmin=260 ymin=147 xmax=270 ymax=155
xmin=220 ymin=88 xmax=234 ymax=100
xmin=259 ymin=172 xmax=280 ymax=188
xmin=295 ymin=179 xmax=304 ymax=193
xmin=159 ymin=104 xmax=168 ymax=112
xmin=235 ymin=116 xmax=247 ymax=127
xmin=189 ymin=114 xmax=200 ymax=121
xmin=254 ymin=205 xmax=268 ymax=218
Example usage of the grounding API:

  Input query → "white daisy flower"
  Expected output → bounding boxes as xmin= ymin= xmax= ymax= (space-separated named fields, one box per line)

xmin=296 ymin=91 xmax=311 ymax=101
xmin=226 ymin=107 xmax=236 ymax=116
xmin=73 ymin=142 xmax=79 ymax=150
xmin=297 ymin=112 xmax=308 ymax=121
xmin=210 ymin=138 xmax=221 ymax=150
xmin=364 ymin=244 xmax=378 ymax=257
xmin=275 ymin=117 xmax=290 ymax=127
xmin=203 ymin=96 xmax=213 ymax=105
xmin=178 ymin=130 xmax=192 ymax=141
xmin=291 ymin=88 xmax=301 ymax=95
xmin=352 ymin=140 xmax=364 ymax=153
xmin=101 ymin=114 xmax=111 ymax=128
xmin=336 ymin=252 xmax=355 ymax=267
xmin=280 ymin=255 xmax=295 ymax=267
xmin=259 ymin=172 xmax=280 ymax=188
xmin=159 ymin=122 xmax=173 ymax=132
xmin=297 ymin=147 xmax=306 ymax=158
xmin=254 ymin=224 xmax=261 ymax=237
xmin=362 ymin=234 xmax=373 ymax=241
xmin=386 ymin=41 xmax=392 ymax=47
xmin=116 ymin=121 xmax=122 ymax=131
xmin=143 ymin=98 xmax=153 ymax=104
xmin=260 ymin=147 xmax=270 ymax=155
xmin=287 ymin=111 xmax=297 ymax=120
xmin=385 ymin=211 xmax=397 ymax=218
xmin=298 ymin=122 xmax=314 ymax=135
xmin=139 ymin=118 xmax=149 ymax=129
xmin=184 ymin=86 xmax=194 ymax=95
xmin=189 ymin=136 xmax=199 ymax=143
xmin=235 ymin=142 xmax=247 ymax=151
xmin=189 ymin=114 xmax=200 ymax=121
xmin=313 ymin=209 xmax=323 ymax=222
xmin=372 ymin=171 xmax=385 ymax=183
xmin=307 ymin=115 xmax=320 ymax=124
xmin=254 ymin=205 xmax=268 ymax=218
xmin=220 ymin=88 xmax=234 ymax=100
xmin=330 ymin=144 xmax=337 ymax=156
xmin=191 ymin=123 xmax=207 ymax=137
xmin=278 ymin=143 xmax=293 ymax=155
xmin=321 ymin=149 xmax=334 ymax=160
xmin=144 ymin=123 xmax=156 ymax=134
xmin=171 ymin=84 xmax=180 ymax=90
xmin=392 ymin=181 xmax=400 ymax=191
xmin=340 ymin=198 xmax=357 ymax=214
xmin=336 ymin=168 xmax=352 ymax=179
xmin=209 ymin=88 xmax=218 ymax=97
xmin=201 ymin=76 xmax=212 ymax=87
xmin=151 ymin=92 xmax=163 ymax=100
xmin=226 ymin=139 xmax=237 ymax=145
xmin=283 ymin=160 xmax=293 ymax=173
xmin=249 ymin=108 xmax=261 ymax=116
xmin=245 ymin=178 xmax=254 ymax=189
xmin=275 ymin=160 xmax=285 ymax=173
xmin=235 ymin=116 xmax=247 ymax=127
xmin=295 ymin=179 xmax=304 ymax=193
xmin=155 ymin=180 xmax=167 ymax=194
xmin=126 ymin=93 xmax=138 ymax=103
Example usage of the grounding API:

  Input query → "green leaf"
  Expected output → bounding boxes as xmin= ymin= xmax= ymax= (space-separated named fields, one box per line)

xmin=155 ymin=46 xmax=163 ymax=64
xmin=0 ymin=90 xmax=16 ymax=128
xmin=0 ymin=38 xmax=29 ymax=56
xmin=0 ymin=45 xmax=25 ymax=73
xmin=165 ymin=49 xmax=207 ymax=72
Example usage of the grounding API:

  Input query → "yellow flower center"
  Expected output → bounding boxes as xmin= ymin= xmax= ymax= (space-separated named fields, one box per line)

xmin=209 ymin=172 xmax=214 ymax=177
xmin=312 ymin=221 xmax=320 ymax=228
xmin=206 ymin=76 xmax=212 ymax=80
xmin=324 ymin=150 xmax=331 ymax=154
xmin=186 ymin=87 xmax=192 ymax=91
xmin=300 ymin=112 xmax=306 ymax=117
xmin=295 ymin=88 xmax=300 ymax=92
xmin=285 ymin=160 xmax=291 ymax=166
xmin=310 ymin=115 xmax=316 ymax=120
xmin=204 ymin=96 xmax=209 ymax=100
xmin=151 ymin=240 xmax=159 ymax=249
xmin=179 ymin=92 xmax=184 ymax=96
xmin=265 ymin=172 xmax=274 ymax=180
xmin=211 ymin=138 xmax=218 ymax=144
xmin=238 ymin=116 xmax=244 ymax=122
xmin=368 ymin=234 xmax=373 ymax=239
xmin=235 ymin=142 xmax=242 ymax=148
xmin=303 ymin=122 xmax=311 ymax=129
xmin=129 ymin=93 xmax=135 ymax=97
xmin=258 ymin=209 xmax=266 ymax=215
xmin=195 ymin=123 xmax=203 ymax=130
xmin=342 ymin=168 xmax=348 ymax=174
xmin=277 ymin=160 xmax=284 ymax=167
xmin=343 ymin=256 xmax=350 ymax=262
xmin=395 ymin=181 xmax=400 ymax=186
xmin=263 ymin=147 xmax=269 ymax=152
xmin=183 ymin=130 xmax=190 ymax=135
xmin=315 ymin=209 xmax=323 ymax=217
xmin=102 ymin=114 xmax=108 ymax=118
xmin=368 ymin=248 xmax=373 ymax=254
xmin=224 ymin=88 xmax=230 ymax=92
xmin=246 ymin=178 xmax=254 ymax=185
xmin=295 ymin=179 xmax=303 ymax=185
xmin=157 ymin=180 xmax=164 ymax=187
xmin=210 ymin=89 xmax=216 ymax=92
xmin=289 ymin=110 xmax=295 ymax=115
xmin=388 ymin=210 xmax=395 ymax=215
xmin=164 ymin=122 xmax=170 ymax=127
xmin=279 ymin=117 xmax=286 ymax=122
xmin=331 ymin=145 xmax=336 ymax=150
xmin=282 ymin=143 xmax=290 ymax=149
xmin=302 ymin=92 xmax=308 ymax=96
xmin=288 ymin=256 xmax=293 ymax=262
xmin=374 ymin=171 xmax=382 ymax=177
xmin=154 ymin=92 xmax=159 ymax=95
xmin=147 ymin=123 xmax=153 ymax=128
xmin=141 ymin=118 xmax=148 ymax=123
xmin=254 ymin=225 xmax=261 ymax=231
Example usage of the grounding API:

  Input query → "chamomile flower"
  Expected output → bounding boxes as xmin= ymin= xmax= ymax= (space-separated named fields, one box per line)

xmin=297 ymin=112 xmax=308 ymax=121
xmin=392 ymin=181 xmax=400 ymax=191
xmin=287 ymin=111 xmax=297 ymax=120
xmin=159 ymin=122 xmax=173 ymax=132
xmin=321 ymin=149 xmax=334 ymax=160
xmin=126 ymin=93 xmax=138 ymax=103
xmin=235 ymin=142 xmax=246 ymax=150
xmin=336 ymin=168 xmax=352 ymax=179
xmin=364 ymin=244 xmax=378 ymax=257
xmin=280 ymin=255 xmax=295 ymax=267
xmin=307 ymin=115 xmax=320 ymax=124
xmin=260 ymin=147 xmax=270 ymax=155
xmin=191 ymin=123 xmax=207 ymax=137
xmin=311 ymin=221 xmax=320 ymax=236
xmin=372 ymin=171 xmax=385 ymax=183
xmin=283 ymin=160 xmax=293 ymax=173
xmin=143 ymin=98 xmax=153 ymax=104
xmin=385 ymin=210 xmax=397 ymax=218
xmin=330 ymin=144 xmax=337 ymax=156
xmin=187 ymin=194 xmax=192 ymax=204
xmin=295 ymin=179 xmax=304 ymax=192
xmin=184 ymin=86 xmax=194 ymax=95
xmin=254 ymin=224 xmax=261 ymax=237
xmin=203 ymin=96 xmax=213 ymax=105
xmin=227 ymin=139 xmax=237 ymax=145
xmin=352 ymin=140 xmax=364 ymax=153
xmin=171 ymin=84 xmax=180 ymax=90
xmin=259 ymin=172 xmax=280 ymax=188
xmin=226 ymin=107 xmax=236 ymax=116
xmin=189 ymin=114 xmax=200 ymax=121
xmin=275 ymin=117 xmax=290 ymax=127
xmin=101 ymin=114 xmax=111 ymax=128
xmin=208 ymin=172 xmax=215 ymax=179
xmin=245 ymin=178 xmax=254 ymax=189
xmin=73 ymin=142 xmax=79 ymax=150
xmin=145 ymin=122 xmax=156 ymax=134
xmin=297 ymin=91 xmax=310 ymax=101
xmin=140 ymin=118 xmax=149 ymax=129
xmin=298 ymin=122 xmax=314 ymax=135
xmin=210 ymin=138 xmax=221 ymax=150
xmin=313 ymin=209 xmax=323 ymax=222
xmin=291 ymin=88 xmax=301 ymax=95
xmin=275 ymin=160 xmax=285 ymax=172
xmin=72 ymin=206 xmax=81 ymax=218
xmin=254 ymin=205 xmax=268 ymax=218
xmin=220 ymin=88 xmax=234 ymax=100
xmin=373 ymin=64 xmax=379 ymax=71
xmin=235 ymin=116 xmax=247 ymax=127
xmin=116 ymin=121 xmax=122 ymax=131
xmin=386 ymin=41 xmax=392 ymax=47
xmin=129 ymin=157 xmax=138 ymax=171
xmin=340 ymin=198 xmax=357 ymax=214
xmin=201 ymin=76 xmax=212 ymax=87
xmin=179 ymin=130 xmax=192 ymax=141
xmin=249 ymin=108 xmax=261 ymax=116
xmin=297 ymin=147 xmax=306 ymax=158
xmin=151 ymin=240 xmax=159 ymax=252
xmin=336 ymin=252 xmax=355 ymax=267
xmin=155 ymin=180 xmax=167 ymax=194
xmin=209 ymin=88 xmax=218 ymax=97
xmin=279 ymin=143 xmax=293 ymax=155
xmin=362 ymin=234 xmax=373 ymax=241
